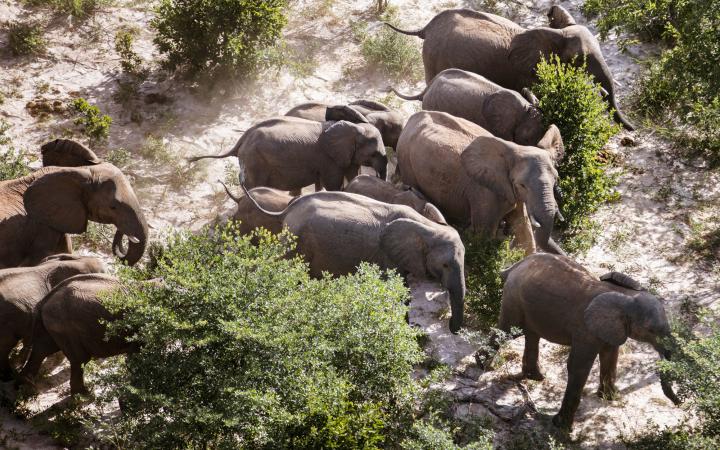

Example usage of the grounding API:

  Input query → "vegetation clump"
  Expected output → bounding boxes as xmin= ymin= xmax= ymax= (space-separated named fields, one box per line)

xmin=358 ymin=11 xmax=423 ymax=81
xmin=90 ymin=225 xmax=422 ymax=448
xmin=71 ymin=98 xmax=112 ymax=142
xmin=6 ymin=21 xmax=46 ymax=56
xmin=25 ymin=0 xmax=106 ymax=18
xmin=0 ymin=120 xmax=31 ymax=181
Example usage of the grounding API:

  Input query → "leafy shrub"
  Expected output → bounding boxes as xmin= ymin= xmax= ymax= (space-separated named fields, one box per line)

xmin=114 ymin=28 xmax=145 ymax=78
xmin=94 ymin=225 xmax=421 ymax=448
xmin=358 ymin=11 xmax=423 ymax=81
xmin=71 ymin=98 xmax=112 ymax=142
xmin=151 ymin=0 xmax=287 ymax=80
xmin=462 ymin=233 xmax=524 ymax=330
xmin=104 ymin=147 xmax=131 ymax=167
xmin=6 ymin=21 xmax=46 ymax=56
xmin=0 ymin=121 xmax=31 ymax=181
xmin=584 ymin=0 xmax=720 ymax=166
xmin=25 ymin=0 xmax=105 ymax=18
xmin=532 ymin=56 xmax=620 ymax=247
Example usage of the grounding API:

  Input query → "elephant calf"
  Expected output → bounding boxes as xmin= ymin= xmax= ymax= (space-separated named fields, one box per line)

xmin=480 ymin=254 xmax=680 ymax=430
xmin=0 ymin=254 xmax=105 ymax=381
xmin=242 ymin=187 xmax=466 ymax=333
xmin=393 ymin=68 xmax=549 ymax=146
xmin=344 ymin=175 xmax=447 ymax=223
xmin=189 ymin=114 xmax=388 ymax=195
xmin=221 ymin=183 xmax=295 ymax=237
xmin=20 ymin=274 xmax=136 ymax=395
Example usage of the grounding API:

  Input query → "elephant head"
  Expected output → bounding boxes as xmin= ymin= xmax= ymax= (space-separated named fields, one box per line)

xmin=326 ymin=102 xmax=404 ymax=149
xmin=461 ymin=128 xmax=563 ymax=251
xmin=547 ymin=5 xmax=577 ymax=29
xmin=41 ymin=139 xmax=102 ymax=167
xmin=24 ymin=163 xmax=149 ymax=265
xmin=320 ymin=120 xmax=388 ymax=180
xmin=508 ymin=25 xmax=635 ymax=131
xmin=584 ymin=291 xmax=680 ymax=404
xmin=380 ymin=218 xmax=465 ymax=333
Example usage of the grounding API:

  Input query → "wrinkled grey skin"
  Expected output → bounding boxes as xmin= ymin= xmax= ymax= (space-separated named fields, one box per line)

xmin=0 ymin=255 xmax=106 ymax=381
xmin=0 ymin=164 xmax=149 ymax=268
xmin=344 ymin=175 xmax=447 ymax=224
xmin=286 ymin=100 xmax=404 ymax=149
xmin=20 ymin=273 xmax=136 ymax=395
xmin=384 ymin=8 xmax=635 ymax=130
xmin=393 ymin=68 xmax=548 ymax=146
xmin=548 ymin=5 xmax=577 ymax=29
xmin=396 ymin=111 xmax=564 ymax=254
xmin=242 ymin=188 xmax=466 ymax=333
xmin=221 ymin=183 xmax=295 ymax=237
xmin=188 ymin=116 xmax=388 ymax=194
xmin=40 ymin=139 xmax=102 ymax=167
xmin=480 ymin=253 xmax=680 ymax=430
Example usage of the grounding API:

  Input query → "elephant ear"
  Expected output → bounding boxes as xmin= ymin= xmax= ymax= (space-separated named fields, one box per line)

xmin=460 ymin=136 xmax=517 ymax=204
xmin=422 ymin=203 xmax=447 ymax=225
xmin=24 ymin=168 xmax=90 ymax=234
xmin=349 ymin=99 xmax=391 ymax=112
xmin=41 ymin=139 xmax=102 ymax=167
xmin=319 ymin=121 xmax=358 ymax=168
xmin=536 ymin=124 xmax=565 ymax=163
xmin=600 ymin=272 xmax=643 ymax=291
xmin=484 ymin=91 xmax=522 ymax=141
xmin=584 ymin=292 xmax=631 ymax=347
xmin=380 ymin=218 xmax=429 ymax=278
xmin=509 ymin=28 xmax=565 ymax=72
xmin=325 ymin=105 xmax=369 ymax=124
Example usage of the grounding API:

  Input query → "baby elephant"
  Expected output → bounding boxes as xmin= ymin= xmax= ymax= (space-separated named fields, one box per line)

xmin=393 ymin=68 xmax=549 ymax=146
xmin=481 ymin=253 xmax=680 ymax=430
xmin=345 ymin=175 xmax=447 ymax=224
xmin=20 ymin=273 xmax=136 ymax=395
xmin=221 ymin=182 xmax=295 ymax=237
xmin=0 ymin=254 xmax=106 ymax=381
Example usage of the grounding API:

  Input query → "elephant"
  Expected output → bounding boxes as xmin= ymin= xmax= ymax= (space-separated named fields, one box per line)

xmin=396 ymin=111 xmax=564 ymax=254
xmin=188 ymin=114 xmax=388 ymax=194
xmin=392 ymin=68 xmax=548 ymax=146
xmin=548 ymin=5 xmax=576 ymax=29
xmin=40 ymin=139 xmax=102 ymax=167
xmin=285 ymin=99 xmax=404 ymax=149
xmin=0 ymin=163 xmax=149 ymax=268
xmin=221 ymin=182 xmax=295 ymax=237
xmin=344 ymin=174 xmax=447 ymax=224
xmin=241 ymin=186 xmax=466 ymax=333
xmin=478 ymin=253 xmax=681 ymax=430
xmin=20 ymin=273 xmax=137 ymax=395
xmin=0 ymin=254 xmax=106 ymax=381
xmin=384 ymin=8 xmax=635 ymax=130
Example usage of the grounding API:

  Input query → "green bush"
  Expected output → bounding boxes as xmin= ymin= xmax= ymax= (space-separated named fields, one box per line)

xmin=358 ymin=12 xmax=423 ymax=81
xmin=25 ymin=0 xmax=105 ymax=18
xmin=584 ymin=0 xmax=720 ymax=167
xmin=114 ymin=28 xmax=145 ymax=78
xmin=94 ymin=225 xmax=421 ymax=448
xmin=151 ymin=0 xmax=287 ymax=80
xmin=0 ymin=120 xmax=31 ymax=181
xmin=532 ymin=55 xmax=620 ymax=248
xmin=6 ymin=21 xmax=46 ymax=56
xmin=71 ymin=98 xmax=112 ymax=142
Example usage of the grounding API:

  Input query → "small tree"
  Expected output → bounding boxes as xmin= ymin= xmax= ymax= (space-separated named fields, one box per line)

xmin=152 ymin=0 xmax=288 ymax=80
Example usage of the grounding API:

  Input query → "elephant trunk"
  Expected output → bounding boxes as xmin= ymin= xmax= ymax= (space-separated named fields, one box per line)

xmin=445 ymin=269 xmax=466 ymax=334
xmin=527 ymin=181 xmax=560 ymax=253
xmin=371 ymin=155 xmax=388 ymax=181
xmin=654 ymin=338 xmax=682 ymax=406
xmin=587 ymin=55 xmax=635 ymax=131
xmin=114 ymin=207 xmax=149 ymax=266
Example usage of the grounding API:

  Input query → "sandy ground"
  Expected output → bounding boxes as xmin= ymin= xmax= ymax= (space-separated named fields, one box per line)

xmin=0 ymin=0 xmax=718 ymax=448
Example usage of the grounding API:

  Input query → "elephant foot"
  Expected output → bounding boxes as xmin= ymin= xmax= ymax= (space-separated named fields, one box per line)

xmin=521 ymin=368 xmax=545 ymax=381
xmin=552 ymin=413 xmax=573 ymax=431
xmin=597 ymin=386 xmax=620 ymax=400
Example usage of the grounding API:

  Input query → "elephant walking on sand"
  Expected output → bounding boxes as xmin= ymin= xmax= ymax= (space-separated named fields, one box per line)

xmin=393 ymin=68 xmax=548 ymax=146
xmin=0 ymin=255 xmax=106 ymax=381
xmin=396 ymin=111 xmax=564 ymax=254
xmin=20 ymin=274 xmax=136 ymax=395
xmin=385 ymin=8 xmax=635 ymax=130
xmin=221 ymin=183 xmax=295 ymax=237
xmin=188 ymin=113 xmax=388 ymax=194
xmin=479 ymin=253 xmax=681 ymax=430
xmin=241 ymin=186 xmax=466 ymax=333
xmin=286 ymin=99 xmax=404 ymax=149
xmin=0 ymin=163 xmax=149 ymax=268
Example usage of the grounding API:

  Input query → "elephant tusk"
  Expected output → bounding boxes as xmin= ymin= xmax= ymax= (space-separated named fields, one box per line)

xmin=556 ymin=210 xmax=565 ymax=222
xmin=127 ymin=235 xmax=141 ymax=244
xmin=529 ymin=215 xmax=541 ymax=228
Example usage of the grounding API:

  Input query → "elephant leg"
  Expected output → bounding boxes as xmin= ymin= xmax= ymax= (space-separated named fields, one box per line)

xmin=69 ymin=359 xmax=89 ymax=395
xmin=314 ymin=182 xmax=323 ymax=192
xmin=507 ymin=203 xmax=535 ymax=255
xmin=321 ymin=167 xmax=345 ymax=191
xmin=553 ymin=344 xmax=597 ymax=430
xmin=535 ymin=233 xmax=566 ymax=256
xmin=23 ymin=227 xmax=66 ymax=266
xmin=18 ymin=333 xmax=60 ymax=383
xmin=522 ymin=331 xmax=544 ymax=380
xmin=597 ymin=347 xmax=619 ymax=399
xmin=0 ymin=335 xmax=17 ymax=381
xmin=343 ymin=164 xmax=359 ymax=186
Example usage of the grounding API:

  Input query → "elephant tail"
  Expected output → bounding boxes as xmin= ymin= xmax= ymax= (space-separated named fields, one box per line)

xmin=237 ymin=170 xmax=289 ymax=217
xmin=219 ymin=180 xmax=243 ymax=205
xmin=383 ymin=22 xmax=426 ymax=39
xmin=187 ymin=132 xmax=247 ymax=163
xmin=391 ymin=85 xmax=427 ymax=101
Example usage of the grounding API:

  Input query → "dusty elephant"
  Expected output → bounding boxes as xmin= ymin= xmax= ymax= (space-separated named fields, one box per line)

xmin=344 ymin=174 xmax=447 ymax=223
xmin=385 ymin=8 xmax=635 ymax=130
xmin=188 ymin=115 xmax=388 ymax=194
xmin=0 ymin=163 xmax=149 ymax=268
xmin=480 ymin=253 xmax=681 ymax=430
xmin=242 ymin=187 xmax=466 ymax=333
xmin=285 ymin=99 xmax=404 ymax=149
xmin=221 ymin=182 xmax=295 ymax=237
xmin=393 ymin=68 xmax=548 ymax=146
xmin=20 ymin=273 xmax=136 ymax=395
xmin=0 ymin=255 xmax=106 ymax=381
xmin=396 ymin=111 xmax=564 ymax=254
xmin=40 ymin=139 xmax=102 ymax=167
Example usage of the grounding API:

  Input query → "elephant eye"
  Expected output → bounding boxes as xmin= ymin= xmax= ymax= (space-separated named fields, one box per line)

xmin=443 ymin=263 xmax=449 ymax=269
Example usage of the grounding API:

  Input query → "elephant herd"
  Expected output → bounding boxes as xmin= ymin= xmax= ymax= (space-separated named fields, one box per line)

xmin=0 ymin=6 xmax=680 ymax=432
